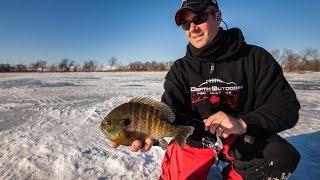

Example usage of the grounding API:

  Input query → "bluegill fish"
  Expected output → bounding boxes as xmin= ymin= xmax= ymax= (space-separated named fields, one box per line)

xmin=99 ymin=97 xmax=194 ymax=149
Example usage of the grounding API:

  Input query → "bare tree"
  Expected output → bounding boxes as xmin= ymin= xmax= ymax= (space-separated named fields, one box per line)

xmin=108 ymin=56 xmax=118 ymax=70
xmin=30 ymin=61 xmax=41 ymax=72
xmin=97 ymin=64 xmax=105 ymax=72
xmin=298 ymin=48 xmax=319 ymax=71
xmin=82 ymin=60 xmax=97 ymax=72
xmin=125 ymin=60 xmax=173 ymax=71
xmin=58 ymin=59 xmax=67 ymax=71
xmin=165 ymin=61 xmax=173 ymax=70
xmin=59 ymin=58 xmax=75 ymax=72
xmin=73 ymin=64 xmax=80 ymax=72
xmin=281 ymin=49 xmax=300 ymax=72
xmin=0 ymin=64 xmax=13 ymax=72
xmin=301 ymin=48 xmax=319 ymax=61
xmin=15 ymin=64 xmax=27 ymax=72
xmin=307 ymin=60 xmax=320 ymax=71
xmin=314 ymin=60 xmax=320 ymax=71
xmin=150 ymin=60 xmax=158 ymax=70
xmin=142 ymin=61 xmax=151 ymax=70
xmin=300 ymin=48 xmax=318 ymax=69
xmin=129 ymin=61 xmax=143 ymax=71
xmin=270 ymin=49 xmax=281 ymax=62
xmin=158 ymin=62 xmax=167 ymax=71
xmin=82 ymin=63 xmax=89 ymax=72
xmin=39 ymin=60 xmax=47 ymax=72
xmin=117 ymin=65 xmax=128 ymax=71
xmin=48 ymin=64 xmax=57 ymax=72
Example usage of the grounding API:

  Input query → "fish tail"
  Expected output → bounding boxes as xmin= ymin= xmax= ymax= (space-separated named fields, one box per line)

xmin=175 ymin=126 xmax=194 ymax=147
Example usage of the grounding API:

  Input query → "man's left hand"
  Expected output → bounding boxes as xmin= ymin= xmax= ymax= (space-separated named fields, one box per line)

xmin=203 ymin=111 xmax=247 ymax=138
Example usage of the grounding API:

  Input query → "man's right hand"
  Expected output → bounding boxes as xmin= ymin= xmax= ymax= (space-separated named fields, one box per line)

xmin=111 ymin=138 xmax=154 ymax=152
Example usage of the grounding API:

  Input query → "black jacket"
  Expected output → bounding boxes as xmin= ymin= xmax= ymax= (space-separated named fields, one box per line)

xmin=161 ymin=28 xmax=300 ymax=140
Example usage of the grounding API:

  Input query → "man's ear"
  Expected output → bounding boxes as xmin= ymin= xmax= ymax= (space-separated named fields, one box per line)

xmin=216 ymin=10 xmax=222 ymax=25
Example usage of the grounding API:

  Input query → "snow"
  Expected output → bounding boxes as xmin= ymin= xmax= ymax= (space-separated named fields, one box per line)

xmin=0 ymin=72 xmax=319 ymax=179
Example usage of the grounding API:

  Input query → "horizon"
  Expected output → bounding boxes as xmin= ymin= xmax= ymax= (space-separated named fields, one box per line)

xmin=1 ymin=0 xmax=320 ymax=65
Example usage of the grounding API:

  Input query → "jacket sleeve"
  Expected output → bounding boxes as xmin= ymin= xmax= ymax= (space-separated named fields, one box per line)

xmin=239 ymin=48 xmax=300 ymax=137
xmin=161 ymin=60 xmax=192 ymax=124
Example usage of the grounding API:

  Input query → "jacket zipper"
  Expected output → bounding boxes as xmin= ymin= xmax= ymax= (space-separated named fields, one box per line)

xmin=210 ymin=62 xmax=215 ymax=74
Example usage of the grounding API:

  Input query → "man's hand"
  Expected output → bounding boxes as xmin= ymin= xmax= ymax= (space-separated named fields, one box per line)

xmin=203 ymin=111 xmax=247 ymax=138
xmin=110 ymin=138 xmax=154 ymax=152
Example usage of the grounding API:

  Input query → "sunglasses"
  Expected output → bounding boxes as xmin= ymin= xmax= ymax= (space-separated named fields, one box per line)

xmin=181 ymin=12 xmax=214 ymax=30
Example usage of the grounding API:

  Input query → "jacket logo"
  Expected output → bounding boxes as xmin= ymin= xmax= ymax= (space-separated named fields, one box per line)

xmin=190 ymin=78 xmax=243 ymax=108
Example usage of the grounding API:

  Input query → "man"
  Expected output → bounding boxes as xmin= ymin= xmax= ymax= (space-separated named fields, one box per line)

xmin=112 ymin=0 xmax=301 ymax=179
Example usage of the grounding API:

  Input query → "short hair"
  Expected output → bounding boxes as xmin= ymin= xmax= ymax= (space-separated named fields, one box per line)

xmin=206 ymin=5 xmax=219 ymax=13
xmin=206 ymin=5 xmax=221 ymax=23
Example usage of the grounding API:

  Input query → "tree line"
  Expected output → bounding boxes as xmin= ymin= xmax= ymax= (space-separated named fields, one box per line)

xmin=270 ymin=48 xmax=319 ymax=72
xmin=1 ymin=48 xmax=319 ymax=72
xmin=0 ymin=56 xmax=174 ymax=72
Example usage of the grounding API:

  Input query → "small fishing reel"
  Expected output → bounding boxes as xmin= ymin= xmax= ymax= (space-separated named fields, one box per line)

xmin=201 ymin=135 xmax=223 ymax=151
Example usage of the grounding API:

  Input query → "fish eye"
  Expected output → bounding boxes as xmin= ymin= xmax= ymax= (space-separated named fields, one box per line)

xmin=124 ymin=119 xmax=130 ymax=126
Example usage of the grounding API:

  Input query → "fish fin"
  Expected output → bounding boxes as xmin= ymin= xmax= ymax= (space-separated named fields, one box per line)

xmin=175 ymin=126 xmax=195 ymax=147
xmin=129 ymin=97 xmax=175 ymax=122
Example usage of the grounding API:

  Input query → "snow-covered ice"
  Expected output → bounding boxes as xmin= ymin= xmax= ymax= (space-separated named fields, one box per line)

xmin=0 ymin=72 xmax=319 ymax=179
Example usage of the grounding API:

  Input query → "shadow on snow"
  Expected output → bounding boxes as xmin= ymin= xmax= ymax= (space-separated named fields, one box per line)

xmin=285 ymin=131 xmax=320 ymax=179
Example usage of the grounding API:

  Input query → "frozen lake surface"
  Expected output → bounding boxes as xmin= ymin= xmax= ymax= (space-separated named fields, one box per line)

xmin=0 ymin=72 xmax=319 ymax=179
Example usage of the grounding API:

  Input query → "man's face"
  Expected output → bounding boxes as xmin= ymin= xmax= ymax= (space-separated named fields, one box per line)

xmin=182 ymin=10 xmax=220 ymax=48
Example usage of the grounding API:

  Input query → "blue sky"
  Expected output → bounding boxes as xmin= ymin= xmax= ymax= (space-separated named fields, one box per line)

xmin=0 ymin=0 xmax=319 ymax=65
